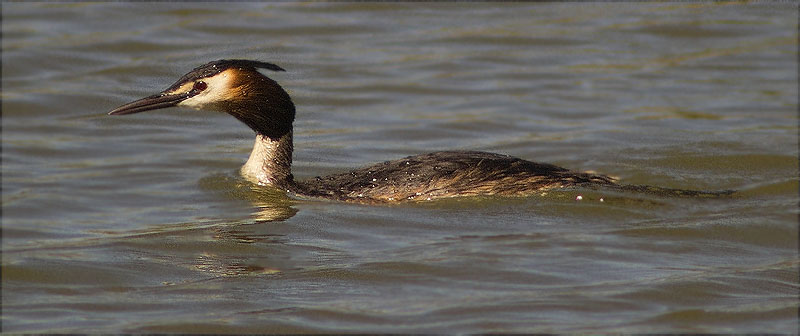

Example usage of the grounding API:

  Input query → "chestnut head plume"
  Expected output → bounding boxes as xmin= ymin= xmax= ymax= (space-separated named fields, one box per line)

xmin=109 ymin=59 xmax=295 ymax=139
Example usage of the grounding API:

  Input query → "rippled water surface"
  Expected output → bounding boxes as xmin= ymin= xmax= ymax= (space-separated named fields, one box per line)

xmin=2 ymin=3 xmax=798 ymax=333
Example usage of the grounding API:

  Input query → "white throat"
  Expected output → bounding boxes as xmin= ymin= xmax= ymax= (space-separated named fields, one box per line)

xmin=240 ymin=132 xmax=293 ymax=187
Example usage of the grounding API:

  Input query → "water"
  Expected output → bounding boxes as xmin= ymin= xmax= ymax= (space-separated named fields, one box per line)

xmin=2 ymin=2 xmax=797 ymax=333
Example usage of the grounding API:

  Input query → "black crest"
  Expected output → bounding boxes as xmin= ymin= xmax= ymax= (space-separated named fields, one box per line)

xmin=167 ymin=59 xmax=286 ymax=92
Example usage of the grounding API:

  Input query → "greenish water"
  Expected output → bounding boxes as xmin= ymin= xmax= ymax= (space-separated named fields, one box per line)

xmin=2 ymin=3 xmax=797 ymax=333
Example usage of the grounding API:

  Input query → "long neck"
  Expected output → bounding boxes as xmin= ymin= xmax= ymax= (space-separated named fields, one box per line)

xmin=223 ymin=70 xmax=296 ymax=187
xmin=240 ymin=131 xmax=294 ymax=188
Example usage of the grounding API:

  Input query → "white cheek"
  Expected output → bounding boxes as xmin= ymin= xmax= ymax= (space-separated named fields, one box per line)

xmin=177 ymin=73 xmax=233 ymax=110
xmin=179 ymin=90 xmax=226 ymax=109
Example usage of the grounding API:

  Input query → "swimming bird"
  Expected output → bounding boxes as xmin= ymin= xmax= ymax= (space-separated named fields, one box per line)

xmin=108 ymin=59 xmax=729 ymax=203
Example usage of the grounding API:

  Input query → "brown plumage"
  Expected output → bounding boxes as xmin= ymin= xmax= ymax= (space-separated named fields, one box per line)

xmin=291 ymin=151 xmax=616 ymax=202
xmin=108 ymin=59 xmax=732 ymax=203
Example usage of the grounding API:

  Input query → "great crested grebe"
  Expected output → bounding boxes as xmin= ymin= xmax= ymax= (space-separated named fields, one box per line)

xmin=109 ymin=59 xmax=730 ymax=203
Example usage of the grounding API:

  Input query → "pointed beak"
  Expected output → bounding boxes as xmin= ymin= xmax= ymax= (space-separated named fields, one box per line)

xmin=108 ymin=91 xmax=191 ymax=115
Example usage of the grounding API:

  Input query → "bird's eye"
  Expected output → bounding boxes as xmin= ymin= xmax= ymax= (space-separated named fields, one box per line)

xmin=193 ymin=81 xmax=207 ymax=92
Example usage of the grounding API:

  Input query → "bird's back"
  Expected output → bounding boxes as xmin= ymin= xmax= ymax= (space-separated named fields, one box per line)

xmin=290 ymin=151 xmax=616 ymax=203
